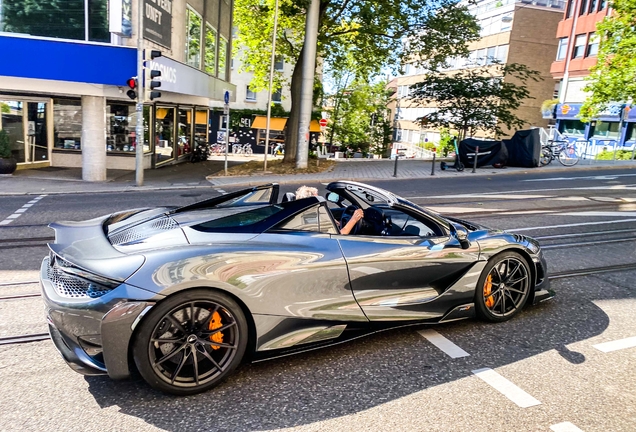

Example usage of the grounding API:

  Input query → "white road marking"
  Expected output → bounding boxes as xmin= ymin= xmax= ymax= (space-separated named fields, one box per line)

xmin=550 ymin=421 xmax=585 ymax=432
xmin=427 ymin=206 xmax=503 ymax=214
xmin=559 ymin=211 xmax=636 ymax=217
xmin=593 ymin=336 xmax=636 ymax=353
xmin=418 ymin=330 xmax=469 ymax=358
xmin=503 ymin=210 xmax=558 ymax=215
xmin=0 ymin=194 xmax=47 ymax=226
xmin=419 ymin=184 xmax=636 ymax=200
xmin=216 ymin=189 xmax=227 ymax=194
xmin=524 ymin=173 xmax=636 ymax=182
xmin=547 ymin=196 xmax=591 ymax=201
xmin=511 ymin=219 xmax=636 ymax=232
xmin=472 ymin=368 xmax=541 ymax=408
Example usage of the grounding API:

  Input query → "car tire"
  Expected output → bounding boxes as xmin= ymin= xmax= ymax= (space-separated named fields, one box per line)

xmin=474 ymin=251 xmax=531 ymax=323
xmin=133 ymin=289 xmax=248 ymax=396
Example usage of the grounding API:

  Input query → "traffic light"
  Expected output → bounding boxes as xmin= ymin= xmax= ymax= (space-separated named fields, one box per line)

xmin=143 ymin=49 xmax=162 ymax=101
xmin=126 ymin=77 xmax=137 ymax=100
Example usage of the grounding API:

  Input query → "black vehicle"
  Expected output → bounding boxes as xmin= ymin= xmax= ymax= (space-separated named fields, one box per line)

xmin=190 ymin=140 xmax=210 ymax=163
xmin=40 ymin=181 xmax=551 ymax=395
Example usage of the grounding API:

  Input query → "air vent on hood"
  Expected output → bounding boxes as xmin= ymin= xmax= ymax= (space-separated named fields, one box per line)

xmin=108 ymin=216 xmax=178 ymax=246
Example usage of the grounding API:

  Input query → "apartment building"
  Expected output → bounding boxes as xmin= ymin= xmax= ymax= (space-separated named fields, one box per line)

xmin=549 ymin=0 xmax=636 ymax=151
xmin=391 ymin=0 xmax=564 ymax=150
xmin=0 ymin=0 xmax=235 ymax=180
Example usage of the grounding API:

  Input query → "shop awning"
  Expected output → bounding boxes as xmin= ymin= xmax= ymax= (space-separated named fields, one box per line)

xmin=251 ymin=116 xmax=288 ymax=131
xmin=309 ymin=119 xmax=321 ymax=132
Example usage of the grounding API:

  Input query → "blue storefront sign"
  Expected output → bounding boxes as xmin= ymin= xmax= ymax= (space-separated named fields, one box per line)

xmin=0 ymin=35 xmax=136 ymax=86
xmin=555 ymin=103 xmax=582 ymax=119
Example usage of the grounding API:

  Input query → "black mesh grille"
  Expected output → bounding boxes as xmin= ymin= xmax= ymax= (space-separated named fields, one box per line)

xmin=46 ymin=259 xmax=111 ymax=299
xmin=108 ymin=216 xmax=178 ymax=246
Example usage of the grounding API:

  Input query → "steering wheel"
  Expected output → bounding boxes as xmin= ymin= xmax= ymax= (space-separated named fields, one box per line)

xmin=340 ymin=205 xmax=363 ymax=235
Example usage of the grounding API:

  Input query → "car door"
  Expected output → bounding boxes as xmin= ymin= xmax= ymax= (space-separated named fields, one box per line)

xmin=336 ymin=206 xmax=480 ymax=321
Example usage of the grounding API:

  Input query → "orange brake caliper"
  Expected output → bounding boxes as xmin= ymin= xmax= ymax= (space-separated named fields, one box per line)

xmin=484 ymin=274 xmax=495 ymax=308
xmin=208 ymin=311 xmax=224 ymax=350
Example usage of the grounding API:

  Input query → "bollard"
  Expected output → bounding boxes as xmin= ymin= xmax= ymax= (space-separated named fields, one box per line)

xmin=472 ymin=146 xmax=479 ymax=173
xmin=393 ymin=154 xmax=399 ymax=177
xmin=613 ymin=142 xmax=618 ymax=162
xmin=431 ymin=153 xmax=436 ymax=175
xmin=631 ymin=145 xmax=636 ymax=161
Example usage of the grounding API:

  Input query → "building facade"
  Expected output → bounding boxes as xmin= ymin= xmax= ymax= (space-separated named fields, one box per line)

xmin=549 ymin=0 xmax=635 ymax=154
xmin=0 ymin=0 xmax=235 ymax=180
xmin=391 ymin=0 xmax=564 ymax=153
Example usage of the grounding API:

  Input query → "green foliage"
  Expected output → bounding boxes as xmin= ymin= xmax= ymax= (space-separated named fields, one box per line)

xmin=233 ymin=0 xmax=481 ymax=159
xmin=595 ymin=149 xmax=635 ymax=160
xmin=409 ymin=63 xmax=541 ymax=140
xmin=0 ymin=103 xmax=10 ymax=114
xmin=0 ymin=130 xmax=12 ymax=159
xmin=438 ymin=128 xmax=456 ymax=156
xmin=541 ymin=98 xmax=559 ymax=112
xmin=422 ymin=141 xmax=436 ymax=151
xmin=580 ymin=0 xmax=636 ymax=121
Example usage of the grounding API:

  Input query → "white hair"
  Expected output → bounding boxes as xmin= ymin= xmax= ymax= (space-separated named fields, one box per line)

xmin=295 ymin=186 xmax=318 ymax=199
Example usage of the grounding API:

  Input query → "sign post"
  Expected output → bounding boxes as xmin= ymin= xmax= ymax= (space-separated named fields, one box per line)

xmin=224 ymin=90 xmax=230 ymax=175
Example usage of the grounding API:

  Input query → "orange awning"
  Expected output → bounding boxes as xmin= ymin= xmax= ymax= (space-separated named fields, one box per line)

xmin=251 ymin=116 xmax=288 ymax=131
xmin=309 ymin=119 xmax=321 ymax=132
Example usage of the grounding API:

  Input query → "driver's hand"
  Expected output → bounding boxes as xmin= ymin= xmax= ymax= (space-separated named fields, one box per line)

xmin=352 ymin=209 xmax=364 ymax=222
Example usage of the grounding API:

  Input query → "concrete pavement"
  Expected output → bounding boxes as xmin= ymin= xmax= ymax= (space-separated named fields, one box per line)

xmin=0 ymin=155 xmax=634 ymax=196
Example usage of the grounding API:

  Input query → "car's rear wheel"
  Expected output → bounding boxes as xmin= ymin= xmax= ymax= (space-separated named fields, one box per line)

xmin=475 ymin=252 xmax=531 ymax=322
xmin=133 ymin=289 xmax=248 ymax=395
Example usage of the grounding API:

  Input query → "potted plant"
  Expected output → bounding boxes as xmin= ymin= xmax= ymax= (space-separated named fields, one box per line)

xmin=541 ymin=98 xmax=559 ymax=119
xmin=0 ymin=129 xmax=17 ymax=175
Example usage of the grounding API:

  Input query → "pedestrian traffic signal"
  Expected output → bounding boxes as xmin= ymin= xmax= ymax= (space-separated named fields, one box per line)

xmin=143 ymin=49 xmax=162 ymax=101
xmin=126 ymin=77 xmax=137 ymax=100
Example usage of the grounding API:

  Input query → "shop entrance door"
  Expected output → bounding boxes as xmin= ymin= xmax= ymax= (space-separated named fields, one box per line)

xmin=0 ymin=100 xmax=49 ymax=165
xmin=27 ymin=102 xmax=49 ymax=163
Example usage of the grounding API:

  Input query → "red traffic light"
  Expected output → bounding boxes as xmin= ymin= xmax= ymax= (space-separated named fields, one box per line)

xmin=126 ymin=78 xmax=137 ymax=89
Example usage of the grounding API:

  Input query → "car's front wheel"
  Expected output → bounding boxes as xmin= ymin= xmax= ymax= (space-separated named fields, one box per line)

xmin=133 ymin=289 xmax=248 ymax=395
xmin=475 ymin=252 xmax=531 ymax=322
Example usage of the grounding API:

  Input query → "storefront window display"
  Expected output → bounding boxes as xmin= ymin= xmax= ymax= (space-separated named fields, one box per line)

xmin=155 ymin=107 xmax=175 ymax=165
xmin=592 ymin=121 xmax=620 ymax=139
xmin=53 ymin=99 xmax=82 ymax=150
xmin=559 ymin=119 xmax=586 ymax=136
xmin=107 ymin=103 xmax=151 ymax=153
xmin=0 ymin=100 xmax=25 ymax=162
xmin=178 ymin=108 xmax=193 ymax=158
xmin=194 ymin=110 xmax=208 ymax=143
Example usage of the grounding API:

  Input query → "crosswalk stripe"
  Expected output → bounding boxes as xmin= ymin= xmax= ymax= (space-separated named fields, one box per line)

xmin=417 ymin=330 xmax=469 ymax=358
xmin=593 ymin=336 xmax=636 ymax=353
xmin=550 ymin=421 xmax=585 ymax=432
xmin=472 ymin=368 xmax=541 ymax=408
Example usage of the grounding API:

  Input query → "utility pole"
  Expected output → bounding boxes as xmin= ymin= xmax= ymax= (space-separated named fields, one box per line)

xmin=135 ymin=0 xmax=145 ymax=187
xmin=296 ymin=0 xmax=319 ymax=169
xmin=264 ymin=0 xmax=279 ymax=172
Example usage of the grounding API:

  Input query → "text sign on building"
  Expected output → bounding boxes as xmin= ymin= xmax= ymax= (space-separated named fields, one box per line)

xmin=144 ymin=0 xmax=172 ymax=48
xmin=109 ymin=0 xmax=132 ymax=37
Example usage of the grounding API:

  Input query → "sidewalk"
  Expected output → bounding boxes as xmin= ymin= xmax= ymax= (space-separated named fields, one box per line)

xmin=0 ymin=155 xmax=634 ymax=196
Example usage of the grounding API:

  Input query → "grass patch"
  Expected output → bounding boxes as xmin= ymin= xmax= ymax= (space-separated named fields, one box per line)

xmin=220 ymin=158 xmax=336 ymax=176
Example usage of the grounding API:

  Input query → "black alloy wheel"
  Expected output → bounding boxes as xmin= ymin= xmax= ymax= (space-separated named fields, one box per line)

xmin=475 ymin=252 xmax=531 ymax=322
xmin=133 ymin=290 xmax=248 ymax=395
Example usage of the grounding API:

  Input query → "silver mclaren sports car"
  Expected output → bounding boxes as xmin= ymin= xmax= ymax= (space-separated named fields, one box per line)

xmin=40 ymin=181 xmax=551 ymax=395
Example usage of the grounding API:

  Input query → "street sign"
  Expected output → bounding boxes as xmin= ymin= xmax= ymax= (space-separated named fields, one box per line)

xmin=319 ymin=118 xmax=328 ymax=127
xmin=224 ymin=90 xmax=230 ymax=105
xmin=223 ymin=104 xmax=229 ymax=115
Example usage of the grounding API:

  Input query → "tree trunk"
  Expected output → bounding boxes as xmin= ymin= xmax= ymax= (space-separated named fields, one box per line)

xmin=283 ymin=45 xmax=305 ymax=164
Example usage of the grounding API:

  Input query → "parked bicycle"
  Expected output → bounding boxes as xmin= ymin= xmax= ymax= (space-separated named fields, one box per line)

xmin=540 ymin=140 xmax=579 ymax=167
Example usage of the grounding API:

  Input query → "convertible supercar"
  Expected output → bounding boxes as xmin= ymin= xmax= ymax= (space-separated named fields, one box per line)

xmin=41 ymin=181 xmax=551 ymax=395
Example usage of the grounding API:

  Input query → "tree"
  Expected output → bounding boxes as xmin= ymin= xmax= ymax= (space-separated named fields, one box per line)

xmin=233 ymin=0 xmax=480 ymax=164
xmin=580 ymin=0 xmax=636 ymax=120
xmin=408 ymin=63 xmax=541 ymax=141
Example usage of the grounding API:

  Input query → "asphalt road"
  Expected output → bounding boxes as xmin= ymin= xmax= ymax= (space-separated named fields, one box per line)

xmin=1 ymin=168 xmax=635 ymax=431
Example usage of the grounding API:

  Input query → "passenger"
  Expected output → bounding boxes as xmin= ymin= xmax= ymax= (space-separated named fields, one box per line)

xmin=295 ymin=186 xmax=318 ymax=198
xmin=293 ymin=185 xmax=363 ymax=235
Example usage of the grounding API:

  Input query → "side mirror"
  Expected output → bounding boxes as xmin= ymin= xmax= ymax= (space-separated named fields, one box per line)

xmin=453 ymin=224 xmax=471 ymax=249
xmin=326 ymin=192 xmax=340 ymax=203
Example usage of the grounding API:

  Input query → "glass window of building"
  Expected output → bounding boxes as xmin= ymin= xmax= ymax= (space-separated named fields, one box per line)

xmin=0 ymin=0 xmax=108 ymax=42
xmin=588 ymin=0 xmax=599 ymax=13
xmin=1 ymin=100 xmax=26 ymax=162
xmin=496 ymin=45 xmax=508 ymax=63
xmin=218 ymin=37 xmax=228 ymax=81
xmin=53 ymin=99 xmax=82 ymax=151
xmin=560 ymin=119 xmax=586 ymax=135
xmin=586 ymin=33 xmax=599 ymax=57
xmin=579 ymin=0 xmax=589 ymax=14
xmin=177 ymin=109 xmax=193 ymax=158
xmin=186 ymin=7 xmax=202 ymax=69
xmin=106 ymin=103 xmax=151 ymax=153
xmin=593 ymin=121 xmax=620 ymax=139
xmin=572 ymin=34 xmax=586 ymax=58
xmin=565 ymin=0 xmax=574 ymax=17
xmin=500 ymin=15 xmax=512 ymax=32
xmin=272 ymin=89 xmax=282 ymax=103
xmin=246 ymin=86 xmax=257 ymax=101
xmin=486 ymin=46 xmax=496 ymax=65
xmin=205 ymin=23 xmax=217 ymax=76
xmin=556 ymin=37 xmax=569 ymax=60
xmin=275 ymin=56 xmax=284 ymax=71
xmin=194 ymin=110 xmax=208 ymax=143
xmin=599 ymin=0 xmax=607 ymax=10
xmin=155 ymin=107 xmax=175 ymax=165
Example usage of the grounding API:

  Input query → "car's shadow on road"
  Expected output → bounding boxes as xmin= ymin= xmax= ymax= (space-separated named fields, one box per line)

xmin=85 ymin=274 xmax=630 ymax=432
